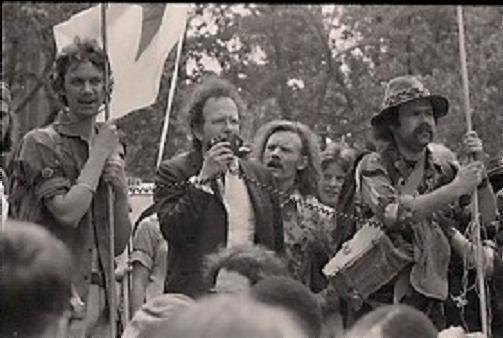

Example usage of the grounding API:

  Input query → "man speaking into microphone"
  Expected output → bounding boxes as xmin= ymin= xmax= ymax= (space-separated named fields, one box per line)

xmin=154 ymin=77 xmax=284 ymax=298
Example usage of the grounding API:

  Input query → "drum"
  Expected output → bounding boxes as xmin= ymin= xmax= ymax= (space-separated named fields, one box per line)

xmin=323 ymin=224 xmax=412 ymax=303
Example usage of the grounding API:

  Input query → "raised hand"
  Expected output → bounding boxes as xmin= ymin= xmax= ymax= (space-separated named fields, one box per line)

xmin=453 ymin=160 xmax=485 ymax=196
xmin=198 ymin=141 xmax=234 ymax=181
xmin=91 ymin=123 xmax=120 ymax=159
xmin=462 ymin=131 xmax=486 ymax=162
xmin=103 ymin=144 xmax=127 ymax=190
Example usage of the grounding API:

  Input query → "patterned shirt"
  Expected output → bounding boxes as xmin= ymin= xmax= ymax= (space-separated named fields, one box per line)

xmin=356 ymin=143 xmax=459 ymax=300
xmin=281 ymin=191 xmax=338 ymax=291
xmin=7 ymin=111 xmax=129 ymax=304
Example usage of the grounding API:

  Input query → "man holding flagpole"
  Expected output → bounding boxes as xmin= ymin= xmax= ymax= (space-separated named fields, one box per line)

xmin=8 ymin=38 xmax=132 ymax=337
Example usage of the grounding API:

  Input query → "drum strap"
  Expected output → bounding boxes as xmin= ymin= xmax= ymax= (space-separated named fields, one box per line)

xmin=393 ymin=152 xmax=425 ymax=304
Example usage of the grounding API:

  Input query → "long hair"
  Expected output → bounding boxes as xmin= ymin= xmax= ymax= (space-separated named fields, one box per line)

xmin=182 ymin=76 xmax=247 ymax=151
xmin=252 ymin=120 xmax=321 ymax=197
xmin=50 ymin=37 xmax=113 ymax=107
xmin=372 ymin=107 xmax=399 ymax=144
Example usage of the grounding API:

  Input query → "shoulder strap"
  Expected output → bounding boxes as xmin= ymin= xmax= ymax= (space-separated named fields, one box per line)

xmin=380 ymin=149 xmax=400 ymax=186
xmin=400 ymin=152 xmax=425 ymax=195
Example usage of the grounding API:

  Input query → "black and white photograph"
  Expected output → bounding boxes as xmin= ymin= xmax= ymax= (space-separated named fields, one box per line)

xmin=1 ymin=3 xmax=502 ymax=337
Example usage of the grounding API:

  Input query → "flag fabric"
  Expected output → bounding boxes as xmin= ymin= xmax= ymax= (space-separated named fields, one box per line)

xmin=53 ymin=4 xmax=188 ymax=120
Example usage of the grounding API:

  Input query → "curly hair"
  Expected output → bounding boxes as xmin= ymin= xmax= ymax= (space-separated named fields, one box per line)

xmin=203 ymin=244 xmax=288 ymax=288
xmin=183 ymin=75 xmax=247 ymax=150
xmin=252 ymin=120 xmax=321 ymax=197
xmin=51 ymin=37 xmax=113 ymax=107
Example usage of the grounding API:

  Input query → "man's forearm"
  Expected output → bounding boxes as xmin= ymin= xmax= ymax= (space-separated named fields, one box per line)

xmin=45 ymin=152 xmax=109 ymax=227
xmin=410 ymin=181 xmax=465 ymax=221
xmin=131 ymin=264 xmax=150 ymax=315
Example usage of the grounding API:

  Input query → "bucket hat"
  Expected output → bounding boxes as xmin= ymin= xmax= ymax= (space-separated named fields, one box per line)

xmin=371 ymin=75 xmax=448 ymax=127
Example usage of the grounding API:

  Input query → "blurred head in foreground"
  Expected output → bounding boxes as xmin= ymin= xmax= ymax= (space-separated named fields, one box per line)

xmin=345 ymin=304 xmax=438 ymax=338
xmin=250 ymin=276 xmax=323 ymax=338
xmin=204 ymin=243 xmax=288 ymax=294
xmin=122 ymin=293 xmax=195 ymax=338
xmin=1 ymin=221 xmax=72 ymax=337
xmin=158 ymin=294 xmax=306 ymax=338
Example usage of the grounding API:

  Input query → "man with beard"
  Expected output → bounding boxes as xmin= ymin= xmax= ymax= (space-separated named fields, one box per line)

xmin=154 ymin=77 xmax=283 ymax=298
xmin=7 ymin=39 xmax=132 ymax=336
xmin=349 ymin=75 xmax=497 ymax=329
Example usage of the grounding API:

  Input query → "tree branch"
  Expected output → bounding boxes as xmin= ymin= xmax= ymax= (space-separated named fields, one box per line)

xmin=13 ymin=58 xmax=54 ymax=114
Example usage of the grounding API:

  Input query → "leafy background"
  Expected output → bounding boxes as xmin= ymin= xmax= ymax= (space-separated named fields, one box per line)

xmin=3 ymin=4 xmax=502 ymax=182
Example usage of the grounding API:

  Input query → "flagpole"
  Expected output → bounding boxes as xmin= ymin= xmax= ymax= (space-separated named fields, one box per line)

xmin=456 ymin=6 xmax=488 ymax=336
xmin=156 ymin=16 xmax=188 ymax=169
xmin=101 ymin=3 xmax=118 ymax=337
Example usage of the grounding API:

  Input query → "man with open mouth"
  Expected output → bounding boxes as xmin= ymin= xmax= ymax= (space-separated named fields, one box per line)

xmin=251 ymin=120 xmax=341 ymax=333
xmin=7 ymin=38 xmax=132 ymax=337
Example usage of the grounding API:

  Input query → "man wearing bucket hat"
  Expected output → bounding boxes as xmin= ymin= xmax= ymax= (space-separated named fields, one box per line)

xmin=348 ymin=75 xmax=498 ymax=329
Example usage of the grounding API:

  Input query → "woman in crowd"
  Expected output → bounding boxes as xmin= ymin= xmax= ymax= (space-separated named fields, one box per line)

xmin=318 ymin=142 xmax=356 ymax=209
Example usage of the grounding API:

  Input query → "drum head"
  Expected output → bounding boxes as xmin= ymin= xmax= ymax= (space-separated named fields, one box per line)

xmin=323 ymin=224 xmax=383 ymax=277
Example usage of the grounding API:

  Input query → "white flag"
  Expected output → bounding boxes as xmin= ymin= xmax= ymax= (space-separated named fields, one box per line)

xmin=53 ymin=4 xmax=188 ymax=120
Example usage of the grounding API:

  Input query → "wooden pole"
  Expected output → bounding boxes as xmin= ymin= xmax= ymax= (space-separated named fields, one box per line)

xmin=122 ymin=237 xmax=132 ymax=323
xmin=101 ymin=3 xmax=117 ymax=337
xmin=456 ymin=6 xmax=489 ymax=336
xmin=156 ymin=18 xmax=188 ymax=169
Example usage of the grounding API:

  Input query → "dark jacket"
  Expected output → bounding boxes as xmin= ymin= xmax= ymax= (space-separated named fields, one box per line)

xmin=154 ymin=150 xmax=284 ymax=298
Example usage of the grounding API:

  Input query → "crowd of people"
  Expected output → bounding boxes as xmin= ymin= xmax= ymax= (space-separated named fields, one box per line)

xmin=1 ymin=37 xmax=502 ymax=338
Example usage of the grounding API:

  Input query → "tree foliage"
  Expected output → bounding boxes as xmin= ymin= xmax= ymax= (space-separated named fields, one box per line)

xmin=3 ymin=4 xmax=502 ymax=181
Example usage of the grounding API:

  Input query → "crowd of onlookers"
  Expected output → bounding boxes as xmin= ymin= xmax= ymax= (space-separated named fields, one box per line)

xmin=3 ymin=222 xmax=496 ymax=338
xmin=1 ymin=38 xmax=502 ymax=338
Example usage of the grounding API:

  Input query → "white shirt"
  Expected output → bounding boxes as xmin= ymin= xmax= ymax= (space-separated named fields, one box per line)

xmin=222 ymin=159 xmax=255 ymax=247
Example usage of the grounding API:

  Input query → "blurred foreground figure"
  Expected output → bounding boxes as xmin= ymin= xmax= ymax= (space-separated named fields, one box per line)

xmin=1 ymin=221 xmax=72 ymax=337
xmin=159 ymin=294 xmax=307 ymax=338
xmin=345 ymin=304 xmax=438 ymax=338
xmin=7 ymin=38 xmax=132 ymax=336
xmin=251 ymin=276 xmax=323 ymax=338
xmin=122 ymin=293 xmax=194 ymax=338
xmin=203 ymin=243 xmax=288 ymax=294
